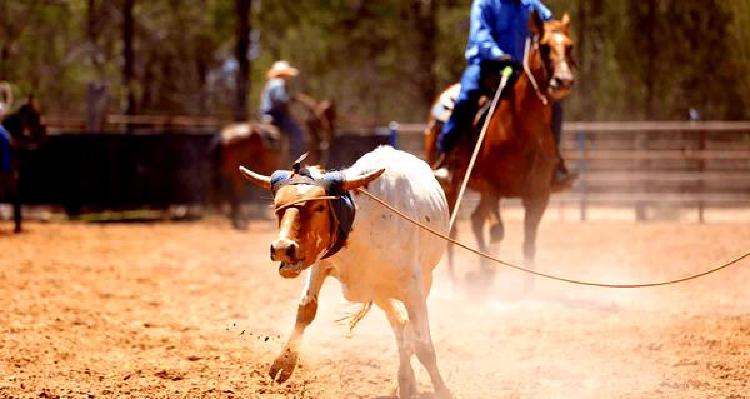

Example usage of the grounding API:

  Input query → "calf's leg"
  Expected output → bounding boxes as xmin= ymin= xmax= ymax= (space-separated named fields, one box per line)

xmin=270 ymin=264 xmax=327 ymax=382
xmin=405 ymin=266 xmax=452 ymax=399
xmin=377 ymin=299 xmax=416 ymax=399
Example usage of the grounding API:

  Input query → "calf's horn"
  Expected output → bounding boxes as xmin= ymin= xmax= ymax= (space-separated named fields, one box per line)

xmin=239 ymin=165 xmax=272 ymax=189
xmin=341 ymin=168 xmax=386 ymax=191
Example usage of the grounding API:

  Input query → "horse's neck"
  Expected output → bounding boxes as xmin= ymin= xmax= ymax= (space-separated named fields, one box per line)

xmin=515 ymin=71 xmax=548 ymax=112
xmin=485 ymin=71 xmax=549 ymax=146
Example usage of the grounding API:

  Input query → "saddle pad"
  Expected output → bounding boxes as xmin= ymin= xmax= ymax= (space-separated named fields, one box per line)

xmin=220 ymin=123 xmax=281 ymax=149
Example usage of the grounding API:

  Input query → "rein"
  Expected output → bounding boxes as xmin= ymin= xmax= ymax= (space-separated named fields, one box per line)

xmin=523 ymin=37 xmax=549 ymax=105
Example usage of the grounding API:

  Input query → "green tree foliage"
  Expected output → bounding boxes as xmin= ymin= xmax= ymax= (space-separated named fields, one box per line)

xmin=0 ymin=0 xmax=748 ymax=123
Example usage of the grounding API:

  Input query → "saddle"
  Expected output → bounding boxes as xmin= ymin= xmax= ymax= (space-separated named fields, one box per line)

xmin=220 ymin=122 xmax=281 ymax=150
xmin=431 ymin=83 xmax=492 ymax=127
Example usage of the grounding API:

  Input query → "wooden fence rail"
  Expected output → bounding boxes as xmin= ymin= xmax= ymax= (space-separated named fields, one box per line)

xmin=390 ymin=121 xmax=750 ymax=222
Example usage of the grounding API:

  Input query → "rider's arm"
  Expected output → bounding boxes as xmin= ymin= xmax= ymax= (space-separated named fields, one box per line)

xmin=469 ymin=0 xmax=505 ymax=61
xmin=532 ymin=1 xmax=553 ymax=21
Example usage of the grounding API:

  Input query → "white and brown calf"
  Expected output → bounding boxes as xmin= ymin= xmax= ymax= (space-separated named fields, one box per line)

xmin=240 ymin=146 xmax=451 ymax=399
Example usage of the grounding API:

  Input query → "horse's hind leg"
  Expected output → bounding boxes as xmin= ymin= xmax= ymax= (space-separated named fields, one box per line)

xmin=11 ymin=171 xmax=21 ymax=234
xmin=12 ymin=194 xmax=21 ymax=234
xmin=442 ymin=177 xmax=459 ymax=284
xmin=522 ymin=194 xmax=550 ymax=292
xmin=471 ymin=193 xmax=496 ymax=282
xmin=489 ymin=197 xmax=504 ymax=243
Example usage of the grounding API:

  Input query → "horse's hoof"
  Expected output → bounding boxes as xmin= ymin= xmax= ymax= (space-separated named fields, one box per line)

xmin=269 ymin=349 xmax=298 ymax=383
xmin=489 ymin=222 xmax=505 ymax=243
xmin=232 ymin=219 xmax=248 ymax=230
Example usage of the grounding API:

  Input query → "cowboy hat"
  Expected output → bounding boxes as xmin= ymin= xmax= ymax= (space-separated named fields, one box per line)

xmin=267 ymin=60 xmax=299 ymax=79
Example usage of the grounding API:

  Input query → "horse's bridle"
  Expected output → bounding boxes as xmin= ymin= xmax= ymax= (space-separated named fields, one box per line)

xmin=523 ymin=35 xmax=550 ymax=105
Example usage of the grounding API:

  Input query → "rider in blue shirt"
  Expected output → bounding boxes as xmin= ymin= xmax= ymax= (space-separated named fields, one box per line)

xmin=437 ymin=0 xmax=573 ymax=186
xmin=260 ymin=61 xmax=304 ymax=161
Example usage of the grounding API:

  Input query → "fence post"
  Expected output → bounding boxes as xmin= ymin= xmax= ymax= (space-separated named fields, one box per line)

xmin=697 ymin=127 xmax=706 ymax=223
xmin=576 ymin=129 xmax=587 ymax=222
xmin=388 ymin=121 xmax=399 ymax=148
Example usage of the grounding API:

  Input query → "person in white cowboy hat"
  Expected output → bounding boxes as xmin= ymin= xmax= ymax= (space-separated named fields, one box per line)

xmin=260 ymin=60 xmax=304 ymax=161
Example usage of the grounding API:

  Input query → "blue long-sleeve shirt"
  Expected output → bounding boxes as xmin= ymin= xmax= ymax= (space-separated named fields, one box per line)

xmin=260 ymin=78 xmax=290 ymax=116
xmin=465 ymin=0 xmax=552 ymax=64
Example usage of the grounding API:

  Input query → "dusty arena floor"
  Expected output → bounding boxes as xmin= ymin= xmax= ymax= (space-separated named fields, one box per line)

xmin=1 ymin=217 xmax=749 ymax=398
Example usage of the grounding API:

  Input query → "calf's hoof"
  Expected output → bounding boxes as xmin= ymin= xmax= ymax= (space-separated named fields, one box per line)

xmin=269 ymin=349 xmax=298 ymax=383
xmin=397 ymin=365 xmax=417 ymax=399
xmin=231 ymin=218 xmax=248 ymax=230
xmin=434 ymin=386 xmax=453 ymax=399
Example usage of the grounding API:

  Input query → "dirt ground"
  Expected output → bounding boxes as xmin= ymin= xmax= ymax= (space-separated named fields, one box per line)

xmin=1 ymin=216 xmax=749 ymax=398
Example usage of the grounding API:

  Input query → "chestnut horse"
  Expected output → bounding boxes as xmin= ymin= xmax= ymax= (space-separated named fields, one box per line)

xmin=425 ymin=12 xmax=576 ymax=291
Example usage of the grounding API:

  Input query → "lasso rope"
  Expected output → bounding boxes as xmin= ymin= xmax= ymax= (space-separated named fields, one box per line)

xmin=357 ymin=188 xmax=749 ymax=289
xmin=448 ymin=66 xmax=514 ymax=231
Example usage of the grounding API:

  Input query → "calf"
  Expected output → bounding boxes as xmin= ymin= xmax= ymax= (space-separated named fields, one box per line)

xmin=240 ymin=146 xmax=451 ymax=398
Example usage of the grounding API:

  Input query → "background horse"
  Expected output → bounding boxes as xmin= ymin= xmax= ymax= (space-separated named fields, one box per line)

xmin=214 ymin=123 xmax=281 ymax=229
xmin=425 ymin=13 xmax=576 ymax=292
xmin=1 ymin=95 xmax=47 ymax=233
xmin=295 ymin=93 xmax=336 ymax=166
xmin=215 ymin=95 xmax=336 ymax=229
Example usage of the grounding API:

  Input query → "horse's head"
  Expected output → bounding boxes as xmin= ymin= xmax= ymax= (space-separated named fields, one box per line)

xmin=540 ymin=14 xmax=576 ymax=100
xmin=2 ymin=95 xmax=47 ymax=142
xmin=527 ymin=12 xmax=576 ymax=102
xmin=239 ymin=155 xmax=384 ymax=278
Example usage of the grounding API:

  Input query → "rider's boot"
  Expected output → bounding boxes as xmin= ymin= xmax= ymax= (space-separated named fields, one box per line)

xmin=433 ymin=153 xmax=452 ymax=183
xmin=551 ymin=158 xmax=578 ymax=191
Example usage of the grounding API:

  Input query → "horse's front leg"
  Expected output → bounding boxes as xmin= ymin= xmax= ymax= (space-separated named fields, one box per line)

xmin=11 ymin=167 xmax=21 ymax=234
xmin=270 ymin=264 xmax=328 ymax=382
xmin=522 ymin=194 xmax=550 ymax=292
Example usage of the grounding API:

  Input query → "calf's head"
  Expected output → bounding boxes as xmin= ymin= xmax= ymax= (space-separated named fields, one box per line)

xmin=240 ymin=160 xmax=384 ymax=278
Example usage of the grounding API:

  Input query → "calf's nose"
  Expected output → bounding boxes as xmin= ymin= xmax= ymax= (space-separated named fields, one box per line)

xmin=270 ymin=238 xmax=299 ymax=262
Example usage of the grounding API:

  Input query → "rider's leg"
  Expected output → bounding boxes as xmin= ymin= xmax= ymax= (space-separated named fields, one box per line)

xmin=278 ymin=114 xmax=305 ymax=161
xmin=551 ymin=101 xmax=577 ymax=188
xmin=437 ymin=63 xmax=483 ymax=156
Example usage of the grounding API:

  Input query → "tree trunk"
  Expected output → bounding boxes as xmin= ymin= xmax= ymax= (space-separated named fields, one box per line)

xmin=412 ymin=0 xmax=437 ymax=111
xmin=122 ymin=0 xmax=135 ymax=116
xmin=86 ymin=0 xmax=108 ymax=132
xmin=644 ymin=0 xmax=656 ymax=119
xmin=234 ymin=0 xmax=251 ymax=122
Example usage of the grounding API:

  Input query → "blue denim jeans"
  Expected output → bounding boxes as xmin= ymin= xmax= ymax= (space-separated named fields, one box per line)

xmin=267 ymin=112 xmax=304 ymax=161
xmin=438 ymin=61 xmax=564 ymax=155
xmin=438 ymin=60 xmax=513 ymax=153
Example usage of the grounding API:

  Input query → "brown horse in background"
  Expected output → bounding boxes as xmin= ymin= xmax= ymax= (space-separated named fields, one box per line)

xmin=216 ymin=123 xmax=281 ymax=229
xmin=216 ymin=95 xmax=336 ymax=229
xmin=425 ymin=12 xmax=576 ymax=291
xmin=1 ymin=95 xmax=48 ymax=234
